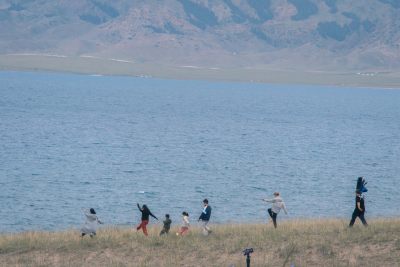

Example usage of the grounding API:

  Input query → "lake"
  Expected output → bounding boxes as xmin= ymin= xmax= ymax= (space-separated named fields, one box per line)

xmin=1 ymin=71 xmax=399 ymax=232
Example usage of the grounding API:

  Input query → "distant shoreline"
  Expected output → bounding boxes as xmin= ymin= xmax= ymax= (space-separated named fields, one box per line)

xmin=1 ymin=54 xmax=400 ymax=89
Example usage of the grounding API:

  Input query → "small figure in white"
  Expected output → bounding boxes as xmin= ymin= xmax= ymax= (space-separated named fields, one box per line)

xmin=81 ymin=208 xmax=103 ymax=237
xmin=176 ymin=211 xmax=190 ymax=236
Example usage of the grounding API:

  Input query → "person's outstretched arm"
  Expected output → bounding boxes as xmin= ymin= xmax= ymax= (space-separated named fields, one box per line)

xmin=137 ymin=203 xmax=143 ymax=212
xmin=149 ymin=211 xmax=158 ymax=220
xmin=282 ymin=203 xmax=288 ymax=215
xmin=262 ymin=198 xmax=273 ymax=203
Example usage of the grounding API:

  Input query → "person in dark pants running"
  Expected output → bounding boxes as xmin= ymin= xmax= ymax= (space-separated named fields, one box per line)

xmin=262 ymin=192 xmax=288 ymax=228
xmin=136 ymin=203 xmax=158 ymax=236
xmin=349 ymin=190 xmax=368 ymax=227
xmin=159 ymin=214 xmax=172 ymax=236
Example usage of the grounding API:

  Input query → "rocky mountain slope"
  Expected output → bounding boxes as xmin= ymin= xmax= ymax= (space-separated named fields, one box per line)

xmin=0 ymin=0 xmax=399 ymax=70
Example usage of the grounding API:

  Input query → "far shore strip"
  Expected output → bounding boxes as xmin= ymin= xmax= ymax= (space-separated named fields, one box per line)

xmin=1 ymin=54 xmax=400 ymax=89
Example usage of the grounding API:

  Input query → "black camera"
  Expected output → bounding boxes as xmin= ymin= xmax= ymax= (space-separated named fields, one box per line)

xmin=243 ymin=248 xmax=254 ymax=256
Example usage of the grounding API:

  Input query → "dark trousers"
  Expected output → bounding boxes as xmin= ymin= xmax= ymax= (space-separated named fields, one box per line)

xmin=349 ymin=210 xmax=368 ymax=227
xmin=268 ymin=208 xmax=278 ymax=228
xmin=159 ymin=228 xmax=170 ymax=236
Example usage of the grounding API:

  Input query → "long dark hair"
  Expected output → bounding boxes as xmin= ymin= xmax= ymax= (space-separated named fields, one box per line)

xmin=142 ymin=205 xmax=150 ymax=213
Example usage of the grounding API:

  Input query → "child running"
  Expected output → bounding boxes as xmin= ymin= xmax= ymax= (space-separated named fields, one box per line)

xmin=159 ymin=214 xmax=172 ymax=236
xmin=262 ymin=192 xmax=288 ymax=228
xmin=136 ymin=203 xmax=158 ymax=236
xmin=176 ymin=212 xmax=190 ymax=236
xmin=80 ymin=208 xmax=103 ymax=237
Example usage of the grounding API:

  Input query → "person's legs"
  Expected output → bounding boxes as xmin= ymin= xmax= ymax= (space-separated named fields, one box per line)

xmin=349 ymin=211 xmax=358 ymax=227
xmin=160 ymin=229 xmax=166 ymax=236
xmin=177 ymin=227 xmax=187 ymax=235
xmin=137 ymin=221 xmax=143 ymax=231
xmin=359 ymin=213 xmax=368 ymax=226
xmin=272 ymin=213 xmax=277 ymax=228
xmin=201 ymin=221 xmax=211 ymax=235
xmin=268 ymin=208 xmax=273 ymax=219
xmin=142 ymin=220 xmax=149 ymax=236
xmin=181 ymin=227 xmax=189 ymax=235
xmin=268 ymin=208 xmax=277 ymax=228
xmin=203 ymin=221 xmax=211 ymax=232
xmin=137 ymin=220 xmax=149 ymax=235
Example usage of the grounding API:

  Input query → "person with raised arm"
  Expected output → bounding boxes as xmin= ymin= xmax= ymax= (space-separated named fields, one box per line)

xmin=262 ymin=192 xmax=288 ymax=228
xmin=136 ymin=203 xmax=158 ymax=236
xmin=80 ymin=208 xmax=103 ymax=238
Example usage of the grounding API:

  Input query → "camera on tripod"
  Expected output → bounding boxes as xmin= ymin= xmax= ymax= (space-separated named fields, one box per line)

xmin=242 ymin=248 xmax=254 ymax=267
xmin=243 ymin=248 xmax=254 ymax=256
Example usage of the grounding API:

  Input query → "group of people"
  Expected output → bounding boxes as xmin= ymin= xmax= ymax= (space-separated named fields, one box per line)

xmin=80 ymin=198 xmax=212 ymax=238
xmin=138 ymin=198 xmax=212 ymax=237
xmin=80 ymin=177 xmax=369 ymax=237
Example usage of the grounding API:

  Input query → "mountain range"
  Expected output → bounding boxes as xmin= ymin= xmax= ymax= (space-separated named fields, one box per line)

xmin=0 ymin=0 xmax=399 ymax=71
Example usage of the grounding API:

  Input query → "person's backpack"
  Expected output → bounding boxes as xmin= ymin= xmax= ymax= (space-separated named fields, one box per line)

xmin=356 ymin=177 xmax=368 ymax=193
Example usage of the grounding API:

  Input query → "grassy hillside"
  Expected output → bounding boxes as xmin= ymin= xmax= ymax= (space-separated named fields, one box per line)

xmin=1 ymin=219 xmax=400 ymax=266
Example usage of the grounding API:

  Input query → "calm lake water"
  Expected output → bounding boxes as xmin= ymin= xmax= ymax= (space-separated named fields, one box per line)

xmin=1 ymin=71 xmax=399 ymax=232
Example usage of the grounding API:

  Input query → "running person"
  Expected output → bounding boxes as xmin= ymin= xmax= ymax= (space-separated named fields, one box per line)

xmin=176 ymin=212 xmax=190 ymax=236
xmin=160 ymin=214 xmax=172 ymax=236
xmin=136 ymin=203 xmax=158 ymax=236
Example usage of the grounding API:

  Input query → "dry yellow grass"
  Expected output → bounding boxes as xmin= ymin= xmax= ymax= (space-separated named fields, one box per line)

xmin=1 ymin=219 xmax=400 ymax=267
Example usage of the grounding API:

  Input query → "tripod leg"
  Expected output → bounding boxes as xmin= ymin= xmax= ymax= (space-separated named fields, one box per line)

xmin=246 ymin=255 xmax=251 ymax=267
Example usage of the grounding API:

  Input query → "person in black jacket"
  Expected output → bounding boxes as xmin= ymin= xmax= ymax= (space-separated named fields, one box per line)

xmin=349 ymin=190 xmax=368 ymax=227
xmin=136 ymin=203 xmax=158 ymax=236
xmin=198 ymin=199 xmax=212 ymax=235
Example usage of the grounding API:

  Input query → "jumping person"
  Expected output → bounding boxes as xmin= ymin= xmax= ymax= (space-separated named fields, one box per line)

xmin=81 ymin=208 xmax=103 ymax=237
xmin=136 ymin=203 xmax=158 ymax=236
xmin=262 ymin=192 xmax=288 ymax=228
xmin=198 ymin=198 xmax=212 ymax=235
xmin=176 ymin=212 xmax=190 ymax=236
xmin=160 ymin=214 xmax=172 ymax=236
xmin=349 ymin=190 xmax=368 ymax=227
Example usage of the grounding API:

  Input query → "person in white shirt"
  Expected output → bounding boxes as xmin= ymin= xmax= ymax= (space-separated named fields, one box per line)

xmin=262 ymin=192 xmax=288 ymax=228
xmin=81 ymin=208 xmax=103 ymax=237
xmin=176 ymin=212 xmax=190 ymax=236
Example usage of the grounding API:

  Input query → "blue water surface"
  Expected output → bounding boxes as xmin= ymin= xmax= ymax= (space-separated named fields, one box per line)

xmin=0 ymin=71 xmax=399 ymax=232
